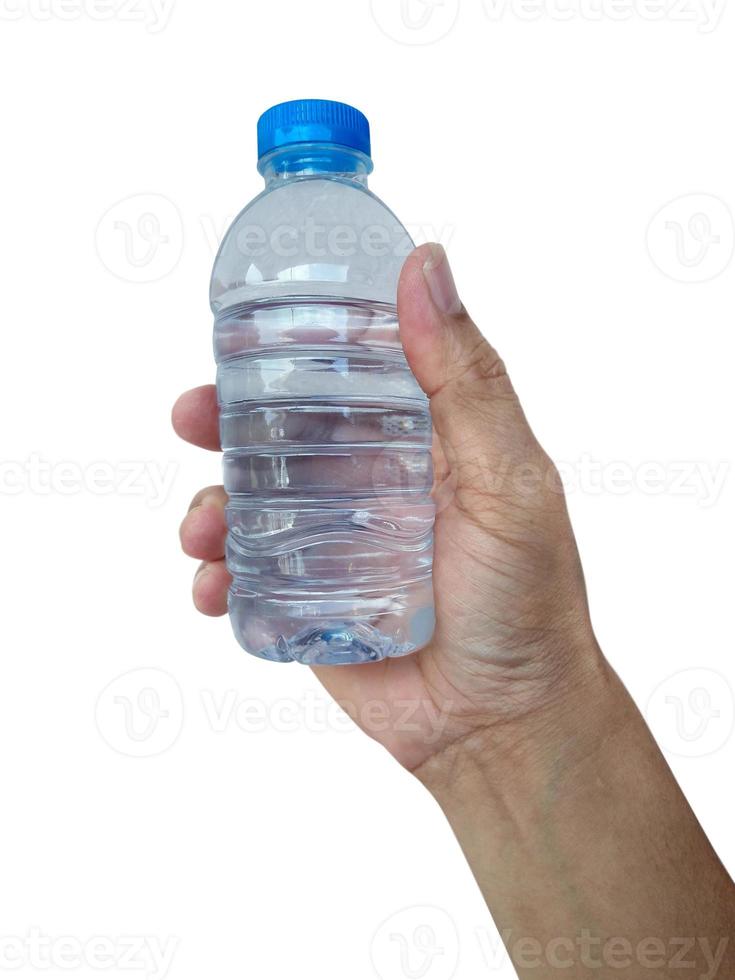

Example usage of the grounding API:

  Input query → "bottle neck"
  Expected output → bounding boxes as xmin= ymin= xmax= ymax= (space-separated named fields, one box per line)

xmin=257 ymin=142 xmax=373 ymax=188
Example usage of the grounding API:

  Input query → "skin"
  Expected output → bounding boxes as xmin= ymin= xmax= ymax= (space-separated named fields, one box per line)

xmin=173 ymin=244 xmax=735 ymax=977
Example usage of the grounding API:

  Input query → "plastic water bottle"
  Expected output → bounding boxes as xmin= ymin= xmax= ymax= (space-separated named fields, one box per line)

xmin=210 ymin=99 xmax=435 ymax=665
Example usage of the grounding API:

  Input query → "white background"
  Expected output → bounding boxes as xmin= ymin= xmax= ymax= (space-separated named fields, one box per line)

xmin=1 ymin=2 xmax=733 ymax=978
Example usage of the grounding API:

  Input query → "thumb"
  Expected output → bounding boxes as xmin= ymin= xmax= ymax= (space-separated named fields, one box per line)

xmin=397 ymin=243 xmax=541 ymax=480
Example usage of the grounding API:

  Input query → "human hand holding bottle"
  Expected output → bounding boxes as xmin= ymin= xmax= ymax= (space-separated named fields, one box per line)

xmin=173 ymin=244 xmax=734 ymax=978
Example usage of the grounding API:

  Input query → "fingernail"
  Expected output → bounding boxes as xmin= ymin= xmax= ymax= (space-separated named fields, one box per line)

xmin=193 ymin=564 xmax=209 ymax=590
xmin=422 ymin=244 xmax=462 ymax=316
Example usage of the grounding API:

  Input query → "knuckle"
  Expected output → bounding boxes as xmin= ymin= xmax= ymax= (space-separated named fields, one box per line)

xmin=454 ymin=335 xmax=511 ymax=391
xmin=439 ymin=337 xmax=517 ymax=423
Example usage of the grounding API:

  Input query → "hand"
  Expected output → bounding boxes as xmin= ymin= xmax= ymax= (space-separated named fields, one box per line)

xmin=172 ymin=243 xmax=604 ymax=772
xmin=173 ymin=246 xmax=735 ymax=975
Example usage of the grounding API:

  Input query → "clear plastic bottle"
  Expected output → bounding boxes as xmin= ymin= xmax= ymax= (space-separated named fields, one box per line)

xmin=210 ymin=99 xmax=434 ymax=665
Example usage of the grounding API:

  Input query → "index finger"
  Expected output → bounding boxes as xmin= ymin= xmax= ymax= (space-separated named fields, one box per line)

xmin=172 ymin=385 xmax=221 ymax=451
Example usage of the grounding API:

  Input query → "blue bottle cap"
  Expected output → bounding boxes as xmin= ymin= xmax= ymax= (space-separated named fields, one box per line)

xmin=257 ymin=99 xmax=371 ymax=162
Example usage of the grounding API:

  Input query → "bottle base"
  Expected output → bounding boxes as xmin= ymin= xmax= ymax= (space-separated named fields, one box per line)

xmin=230 ymin=609 xmax=434 ymax=665
xmin=228 ymin=588 xmax=435 ymax=665
xmin=253 ymin=621 xmax=420 ymax=665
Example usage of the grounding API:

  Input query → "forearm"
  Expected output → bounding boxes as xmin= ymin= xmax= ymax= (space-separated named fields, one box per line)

xmin=415 ymin=654 xmax=735 ymax=979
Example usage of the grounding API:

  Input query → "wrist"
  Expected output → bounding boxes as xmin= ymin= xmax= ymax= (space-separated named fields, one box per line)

xmin=412 ymin=648 xmax=735 ymax=979
xmin=413 ymin=646 xmax=628 ymax=809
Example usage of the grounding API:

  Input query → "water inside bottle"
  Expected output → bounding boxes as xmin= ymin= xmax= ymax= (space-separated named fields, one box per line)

xmin=215 ymin=299 xmax=435 ymax=665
